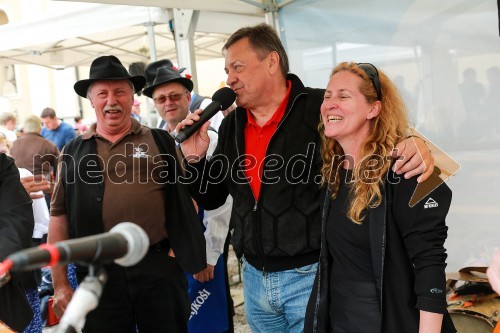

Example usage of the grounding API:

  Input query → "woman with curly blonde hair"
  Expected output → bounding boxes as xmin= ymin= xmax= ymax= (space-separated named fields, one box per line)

xmin=305 ymin=62 xmax=456 ymax=333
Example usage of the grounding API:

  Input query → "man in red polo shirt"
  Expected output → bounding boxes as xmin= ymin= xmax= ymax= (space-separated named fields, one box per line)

xmin=177 ymin=24 xmax=433 ymax=332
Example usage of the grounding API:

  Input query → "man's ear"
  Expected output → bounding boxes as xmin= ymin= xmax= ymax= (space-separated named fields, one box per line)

xmin=267 ymin=51 xmax=280 ymax=75
xmin=367 ymin=101 xmax=381 ymax=119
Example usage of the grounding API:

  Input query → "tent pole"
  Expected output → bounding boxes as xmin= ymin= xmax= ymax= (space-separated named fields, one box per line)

xmin=146 ymin=22 xmax=157 ymax=63
xmin=172 ymin=8 xmax=199 ymax=92
xmin=74 ymin=67 xmax=83 ymax=118
xmin=146 ymin=8 xmax=158 ymax=63
xmin=263 ymin=0 xmax=280 ymax=31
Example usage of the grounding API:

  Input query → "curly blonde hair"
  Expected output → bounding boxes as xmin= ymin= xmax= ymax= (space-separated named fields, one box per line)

xmin=319 ymin=62 xmax=409 ymax=223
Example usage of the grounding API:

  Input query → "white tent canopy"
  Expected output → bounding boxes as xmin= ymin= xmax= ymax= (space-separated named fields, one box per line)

xmin=0 ymin=2 xmax=265 ymax=69
xmin=50 ymin=0 xmax=278 ymax=16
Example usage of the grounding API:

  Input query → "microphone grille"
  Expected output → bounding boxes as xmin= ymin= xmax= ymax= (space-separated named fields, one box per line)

xmin=110 ymin=222 xmax=149 ymax=267
xmin=212 ymin=87 xmax=236 ymax=110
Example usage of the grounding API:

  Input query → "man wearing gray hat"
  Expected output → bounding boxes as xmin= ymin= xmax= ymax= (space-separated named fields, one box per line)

xmin=48 ymin=55 xmax=206 ymax=332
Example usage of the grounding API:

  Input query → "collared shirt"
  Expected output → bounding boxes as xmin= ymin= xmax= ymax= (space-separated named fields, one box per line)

xmin=41 ymin=121 xmax=76 ymax=151
xmin=244 ymin=81 xmax=292 ymax=199
xmin=51 ymin=119 xmax=168 ymax=245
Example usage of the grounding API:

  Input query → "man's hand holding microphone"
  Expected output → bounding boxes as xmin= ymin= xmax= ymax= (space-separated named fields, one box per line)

xmin=174 ymin=87 xmax=236 ymax=162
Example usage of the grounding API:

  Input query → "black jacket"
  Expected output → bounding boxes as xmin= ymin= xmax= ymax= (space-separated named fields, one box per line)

xmin=305 ymin=171 xmax=457 ymax=333
xmin=187 ymin=74 xmax=324 ymax=272
xmin=60 ymin=128 xmax=206 ymax=274
xmin=0 ymin=154 xmax=35 ymax=332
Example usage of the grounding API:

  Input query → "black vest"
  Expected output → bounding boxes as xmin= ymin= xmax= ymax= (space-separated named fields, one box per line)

xmin=60 ymin=129 xmax=206 ymax=273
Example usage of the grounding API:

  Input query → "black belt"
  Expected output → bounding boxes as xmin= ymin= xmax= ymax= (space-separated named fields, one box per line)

xmin=149 ymin=238 xmax=170 ymax=252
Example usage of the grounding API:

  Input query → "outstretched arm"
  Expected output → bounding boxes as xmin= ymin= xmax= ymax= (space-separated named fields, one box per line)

xmin=392 ymin=136 xmax=434 ymax=183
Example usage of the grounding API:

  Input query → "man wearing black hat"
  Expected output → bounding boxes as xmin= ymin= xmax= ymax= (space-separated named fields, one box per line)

xmin=143 ymin=65 xmax=195 ymax=133
xmin=144 ymin=62 xmax=235 ymax=332
xmin=144 ymin=59 xmax=225 ymax=131
xmin=48 ymin=55 xmax=206 ymax=332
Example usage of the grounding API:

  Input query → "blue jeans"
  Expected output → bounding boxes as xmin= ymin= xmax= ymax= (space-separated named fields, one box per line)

xmin=242 ymin=257 xmax=317 ymax=333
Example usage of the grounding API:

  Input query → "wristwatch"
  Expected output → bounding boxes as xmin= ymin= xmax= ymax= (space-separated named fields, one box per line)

xmin=0 ymin=272 xmax=11 ymax=288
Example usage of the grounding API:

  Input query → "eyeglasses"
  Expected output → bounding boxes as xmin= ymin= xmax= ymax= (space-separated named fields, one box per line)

xmin=153 ymin=92 xmax=187 ymax=104
xmin=357 ymin=63 xmax=382 ymax=101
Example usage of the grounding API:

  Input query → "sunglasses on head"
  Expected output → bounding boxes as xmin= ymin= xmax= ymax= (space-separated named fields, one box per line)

xmin=357 ymin=63 xmax=382 ymax=101
xmin=153 ymin=92 xmax=187 ymax=104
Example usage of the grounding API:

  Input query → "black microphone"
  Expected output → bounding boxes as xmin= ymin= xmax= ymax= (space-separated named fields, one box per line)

xmin=5 ymin=222 xmax=149 ymax=272
xmin=175 ymin=87 xmax=236 ymax=143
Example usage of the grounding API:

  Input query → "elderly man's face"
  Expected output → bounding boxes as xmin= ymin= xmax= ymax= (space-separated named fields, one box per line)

xmin=152 ymin=82 xmax=191 ymax=133
xmin=224 ymin=37 xmax=273 ymax=110
xmin=88 ymin=80 xmax=134 ymax=134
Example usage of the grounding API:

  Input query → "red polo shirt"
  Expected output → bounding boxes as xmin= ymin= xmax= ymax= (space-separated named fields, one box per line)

xmin=244 ymin=81 xmax=292 ymax=199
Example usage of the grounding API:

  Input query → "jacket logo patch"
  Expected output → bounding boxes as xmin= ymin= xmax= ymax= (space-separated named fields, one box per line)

xmin=430 ymin=288 xmax=443 ymax=294
xmin=424 ymin=197 xmax=438 ymax=209
xmin=131 ymin=147 xmax=149 ymax=158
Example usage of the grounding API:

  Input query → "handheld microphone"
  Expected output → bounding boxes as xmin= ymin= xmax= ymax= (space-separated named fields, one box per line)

xmin=5 ymin=222 xmax=149 ymax=272
xmin=175 ymin=87 xmax=236 ymax=143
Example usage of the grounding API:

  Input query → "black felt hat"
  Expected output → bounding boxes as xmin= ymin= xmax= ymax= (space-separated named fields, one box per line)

xmin=144 ymin=59 xmax=179 ymax=85
xmin=74 ymin=55 xmax=146 ymax=98
xmin=142 ymin=65 xmax=193 ymax=98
